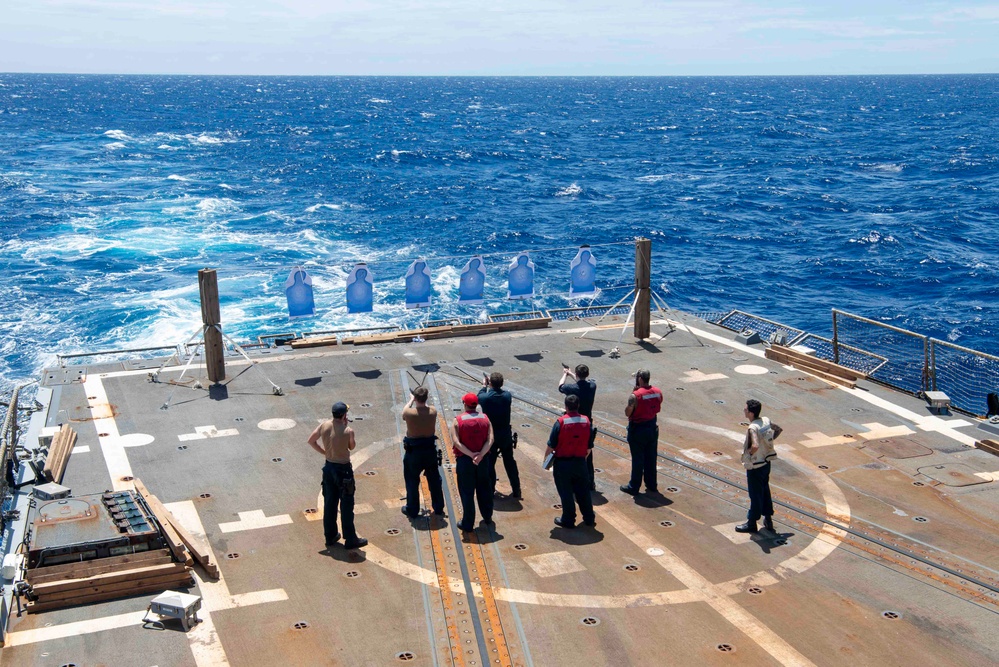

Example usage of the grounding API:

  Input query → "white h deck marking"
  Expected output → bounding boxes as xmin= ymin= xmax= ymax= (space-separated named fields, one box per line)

xmin=178 ymin=425 xmax=239 ymax=441
xmin=218 ymin=509 xmax=293 ymax=533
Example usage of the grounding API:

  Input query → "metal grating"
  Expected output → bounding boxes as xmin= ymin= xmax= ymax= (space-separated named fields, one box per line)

xmin=931 ymin=339 xmax=999 ymax=418
xmin=422 ymin=318 xmax=466 ymax=328
xmin=547 ymin=305 xmax=632 ymax=321
xmin=489 ymin=311 xmax=547 ymax=323
xmin=795 ymin=334 xmax=888 ymax=375
xmin=715 ymin=310 xmax=804 ymax=342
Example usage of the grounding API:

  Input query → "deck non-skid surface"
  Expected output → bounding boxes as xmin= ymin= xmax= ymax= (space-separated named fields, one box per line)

xmin=4 ymin=318 xmax=999 ymax=666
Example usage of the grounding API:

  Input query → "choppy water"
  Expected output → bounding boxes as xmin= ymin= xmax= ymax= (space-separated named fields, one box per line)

xmin=2 ymin=74 xmax=998 ymax=394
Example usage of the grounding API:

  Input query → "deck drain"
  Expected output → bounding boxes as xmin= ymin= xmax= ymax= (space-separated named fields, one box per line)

xmin=716 ymin=643 xmax=735 ymax=653
xmin=541 ymin=349 xmax=550 ymax=353
xmin=480 ymin=344 xmax=490 ymax=348
xmin=225 ymin=553 xmax=240 ymax=559
xmin=304 ymin=508 xmax=317 ymax=514
xmin=178 ymin=445 xmax=188 ymax=450
xmin=580 ymin=617 xmax=600 ymax=627
xmin=234 ymin=417 xmax=245 ymax=422
xmin=818 ymin=465 xmax=829 ymax=470
xmin=594 ymin=468 xmax=603 ymax=473
xmin=512 ymin=543 xmax=529 ymax=551
xmin=674 ymin=387 xmax=686 ymax=391
xmin=320 ymin=370 xmax=330 ymax=374
xmin=364 ymin=470 xmax=378 ymax=476
xmin=386 ymin=528 xmax=401 ymax=536
xmin=773 ymin=539 xmax=787 ymax=546
xmin=623 ymin=564 xmax=640 ymax=572
xmin=510 ymin=366 xmax=521 ymax=371
xmin=360 ymin=402 xmax=372 ymax=408
xmin=748 ymin=587 xmax=764 ymax=595
xmin=843 ymin=434 xmax=855 ymax=439
xmin=98 ymin=433 xmax=110 ymax=437
xmin=199 ymin=493 xmax=212 ymax=499
xmin=769 ymin=370 xmax=778 ymax=375
xmin=293 ymin=621 xmax=309 ymax=630
xmin=396 ymin=652 xmax=415 ymax=662
xmin=739 ymin=421 xmax=749 ymax=426
xmin=373 ymin=355 xmax=383 ymax=359
xmin=912 ymin=481 xmax=925 ymax=487
xmin=851 ymin=408 xmax=863 ymax=412
xmin=437 ymin=360 xmax=449 ymax=364
xmin=712 ymin=451 xmax=724 ymax=456
xmin=552 ymin=504 xmax=562 ymax=510
xmin=714 ymin=400 xmax=725 ymax=405
xmin=345 ymin=570 xmax=361 ymax=578
xmin=797 ymin=377 xmax=807 ymax=381
xmin=121 ymin=476 xmax=134 ymax=482
xmin=520 ymin=423 xmax=531 ymax=428
xmin=882 ymin=610 xmax=900 ymax=620
xmin=913 ymin=516 xmax=929 ymax=523
xmin=272 ymin=457 xmax=284 ymax=463
xmin=659 ymin=520 xmax=675 ymax=528
xmin=665 ymin=487 xmax=680 ymax=493
xmin=354 ymin=416 xmax=365 ymax=421
xmin=690 ymin=367 xmax=698 ymax=370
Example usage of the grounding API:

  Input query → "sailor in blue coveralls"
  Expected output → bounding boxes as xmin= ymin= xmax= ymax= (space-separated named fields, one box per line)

xmin=545 ymin=394 xmax=596 ymax=529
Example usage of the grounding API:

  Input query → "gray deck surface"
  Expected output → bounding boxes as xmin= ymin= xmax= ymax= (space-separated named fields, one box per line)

xmin=3 ymin=314 xmax=999 ymax=666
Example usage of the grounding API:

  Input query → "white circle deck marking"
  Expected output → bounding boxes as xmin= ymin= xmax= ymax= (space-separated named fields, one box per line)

xmin=646 ymin=547 xmax=665 ymax=557
xmin=257 ymin=418 xmax=297 ymax=431
xmin=734 ymin=364 xmax=769 ymax=375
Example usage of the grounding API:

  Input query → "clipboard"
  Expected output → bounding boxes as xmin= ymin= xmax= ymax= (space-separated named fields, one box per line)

xmin=542 ymin=452 xmax=555 ymax=471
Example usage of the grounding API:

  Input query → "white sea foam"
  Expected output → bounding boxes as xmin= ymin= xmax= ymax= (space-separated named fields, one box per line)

xmin=861 ymin=162 xmax=904 ymax=173
xmin=103 ymin=130 xmax=132 ymax=141
xmin=195 ymin=197 xmax=238 ymax=214
xmin=368 ymin=98 xmax=391 ymax=104
xmin=636 ymin=174 xmax=670 ymax=183
xmin=167 ymin=174 xmax=190 ymax=181
xmin=555 ymin=183 xmax=582 ymax=197
xmin=420 ymin=112 xmax=436 ymax=118
xmin=104 ymin=142 xmax=126 ymax=150
xmin=305 ymin=203 xmax=343 ymax=213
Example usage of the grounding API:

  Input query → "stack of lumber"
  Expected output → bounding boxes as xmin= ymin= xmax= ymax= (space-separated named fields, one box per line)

xmin=133 ymin=478 xmax=219 ymax=579
xmin=764 ymin=344 xmax=866 ymax=389
xmin=25 ymin=549 xmax=193 ymax=614
xmin=290 ymin=316 xmax=551 ymax=349
xmin=42 ymin=424 xmax=77 ymax=484
xmin=976 ymin=439 xmax=999 ymax=457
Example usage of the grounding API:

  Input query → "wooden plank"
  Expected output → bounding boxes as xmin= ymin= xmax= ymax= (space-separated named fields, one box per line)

xmin=766 ymin=349 xmax=856 ymax=388
xmin=42 ymin=424 xmax=74 ymax=483
xmin=769 ymin=345 xmax=868 ymax=380
xmin=27 ymin=549 xmax=173 ymax=584
xmin=27 ymin=573 xmax=195 ymax=613
xmin=976 ymin=440 xmax=999 ymax=457
xmin=52 ymin=425 xmax=77 ymax=484
xmin=125 ymin=480 xmax=192 ymax=567
xmin=31 ymin=563 xmax=190 ymax=596
xmin=133 ymin=479 xmax=218 ymax=578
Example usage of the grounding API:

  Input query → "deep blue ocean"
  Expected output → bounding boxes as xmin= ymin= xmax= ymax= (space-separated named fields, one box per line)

xmin=2 ymin=75 xmax=998 ymax=395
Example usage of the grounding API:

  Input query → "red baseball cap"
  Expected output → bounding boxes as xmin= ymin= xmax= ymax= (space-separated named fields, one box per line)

xmin=462 ymin=393 xmax=478 ymax=408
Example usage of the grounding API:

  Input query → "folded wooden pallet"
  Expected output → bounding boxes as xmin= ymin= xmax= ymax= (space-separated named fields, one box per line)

xmin=42 ymin=424 xmax=77 ymax=484
xmin=26 ymin=564 xmax=194 ymax=613
xmin=133 ymin=478 xmax=218 ymax=578
xmin=765 ymin=344 xmax=866 ymax=389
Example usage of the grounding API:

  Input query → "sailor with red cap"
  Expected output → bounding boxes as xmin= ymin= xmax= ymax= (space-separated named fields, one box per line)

xmin=451 ymin=392 xmax=495 ymax=532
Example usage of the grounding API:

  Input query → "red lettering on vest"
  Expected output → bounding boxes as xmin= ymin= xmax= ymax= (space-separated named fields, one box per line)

xmin=556 ymin=413 xmax=591 ymax=458
xmin=455 ymin=411 xmax=489 ymax=456
xmin=630 ymin=386 xmax=663 ymax=423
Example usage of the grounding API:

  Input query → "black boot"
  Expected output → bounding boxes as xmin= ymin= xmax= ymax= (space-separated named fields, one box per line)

xmin=763 ymin=516 xmax=775 ymax=532
xmin=735 ymin=521 xmax=758 ymax=534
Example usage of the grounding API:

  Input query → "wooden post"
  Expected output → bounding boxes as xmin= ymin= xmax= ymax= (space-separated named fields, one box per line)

xmin=198 ymin=269 xmax=225 ymax=383
xmin=634 ymin=238 xmax=651 ymax=340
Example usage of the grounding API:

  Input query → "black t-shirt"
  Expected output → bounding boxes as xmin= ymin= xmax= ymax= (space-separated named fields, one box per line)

xmin=477 ymin=387 xmax=512 ymax=431
xmin=558 ymin=379 xmax=597 ymax=418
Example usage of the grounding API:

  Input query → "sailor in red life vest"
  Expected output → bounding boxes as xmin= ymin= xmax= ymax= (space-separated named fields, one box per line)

xmin=620 ymin=369 xmax=663 ymax=495
xmin=544 ymin=394 xmax=596 ymax=529
xmin=451 ymin=392 xmax=495 ymax=532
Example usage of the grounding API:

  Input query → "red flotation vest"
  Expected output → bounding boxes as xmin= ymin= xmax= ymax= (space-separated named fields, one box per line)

xmin=556 ymin=413 xmax=592 ymax=458
xmin=455 ymin=411 xmax=489 ymax=456
xmin=630 ymin=386 xmax=663 ymax=423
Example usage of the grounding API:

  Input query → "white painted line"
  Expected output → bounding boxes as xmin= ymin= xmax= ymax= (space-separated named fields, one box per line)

xmin=681 ymin=448 xmax=732 ymax=464
xmin=71 ymin=445 xmax=91 ymax=454
xmin=178 ymin=425 xmax=239 ymax=441
xmin=681 ymin=370 xmax=728 ymax=383
xmin=83 ymin=375 xmax=134 ymax=491
xmin=383 ymin=497 xmax=406 ymax=509
xmin=974 ymin=471 xmax=999 ymax=482
xmin=856 ymin=422 xmax=916 ymax=440
xmin=598 ymin=503 xmax=817 ymax=667
xmin=3 ymin=611 xmax=146 ymax=647
xmin=523 ymin=551 xmax=586 ymax=578
xmin=218 ymin=510 xmax=294 ymax=534
xmin=841 ymin=386 xmax=978 ymax=447
xmin=714 ymin=522 xmax=755 ymax=544
xmin=798 ymin=432 xmax=857 ymax=449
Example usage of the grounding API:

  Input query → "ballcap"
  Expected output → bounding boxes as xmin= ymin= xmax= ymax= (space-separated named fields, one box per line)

xmin=331 ymin=401 xmax=349 ymax=417
xmin=462 ymin=393 xmax=478 ymax=408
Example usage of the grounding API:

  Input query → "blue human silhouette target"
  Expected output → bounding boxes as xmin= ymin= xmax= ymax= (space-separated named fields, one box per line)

xmin=458 ymin=256 xmax=486 ymax=304
xmin=507 ymin=252 xmax=535 ymax=300
xmin=569 ymin=246 xmax=597 ymax=297
xmin=405 ymin=260 xmax=432 ymax=309
xmin=346 ymin=263 xmax=374 ymax=313
xmin=284 ymin=267 xmax=316 ymax=318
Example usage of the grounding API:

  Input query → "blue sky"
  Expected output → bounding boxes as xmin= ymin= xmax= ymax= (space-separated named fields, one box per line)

xmin=2 ymin=1 xmax=997 ymax=75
